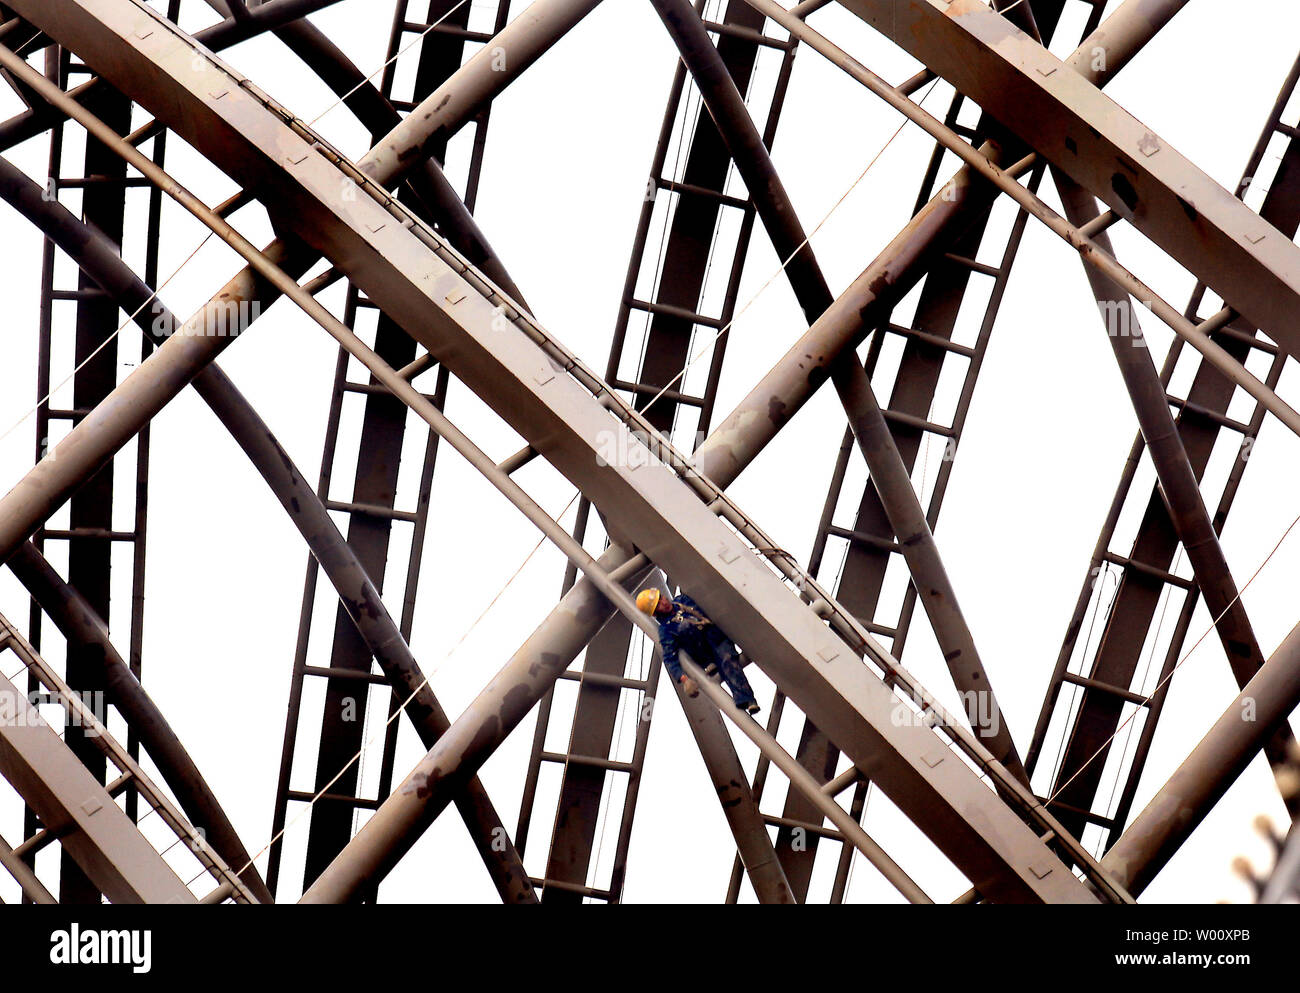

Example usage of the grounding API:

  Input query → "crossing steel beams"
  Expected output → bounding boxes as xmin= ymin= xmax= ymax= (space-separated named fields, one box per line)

xmin=519 ymin=0 xmax=799 ymax=904
xmin=7 ymin=0 xmax=1112 ymax=904
xmin=1030 ymin=51 xmax=1300 ymax=844
xmin=0 ymin=0 xmax=1293 ymax=905
xmin=835 ymin=0 xmax=1300 ymax=358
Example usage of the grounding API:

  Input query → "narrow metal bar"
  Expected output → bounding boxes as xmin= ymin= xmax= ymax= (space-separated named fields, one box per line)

xmin=0 ymin=833 xmax=56 ymax=905
xmin=677 ymin=653 xmax=931 ymax=904
xmin=742 ymin=0 xmax=1300 ymax=441
xmin=1104 ymin=619 xmax=1300 ymax=894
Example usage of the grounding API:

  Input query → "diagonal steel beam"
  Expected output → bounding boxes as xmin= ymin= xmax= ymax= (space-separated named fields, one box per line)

xmin=834 ymin=0 xmax=1300 ymax=360
xmin=652 ymin=0 xmax=1023 ymax=776
xmin=651 ymin=0 xmax=829 ymax=324
xmin=0 ymin=0 xmax=602 ymax=569
xmin=445 ymin=3 xmax=1187 ymax=876
xmin=751 ymin=0 xmax=1300 ymax=441
xmin=0 ymin=146 xmax=536 ymax=903
xmin=1052 ymin=170 xmax=1295 ymax=807
xmin=0 ymin=668 xmax=196 ymax=904
xmin=1103 ymin=618 xmax=1300 ymax=895
xmin=676 ymin=650 xmax=929 ymax=903
xmin=0 ymin=11 xmax=857 ymax=907
xmin=665 ymin=632 xmax=796 ymax=903
xmin=22 ymin=0 xmax=1114 ymax=903
xmin=827 ymin=353 xmax=1029 ymax=781
xmin=193 ymin=0 xmax=345 ymax=49
xmin=0 ymin=832 xmax=55 ymax=904
xmin=7 ymin=541 xmax=273 ymax=903
xmin=0 ymin=0 xmax=349 ymax=152
xmin=204 ymin=0 xmax=529 ymax=305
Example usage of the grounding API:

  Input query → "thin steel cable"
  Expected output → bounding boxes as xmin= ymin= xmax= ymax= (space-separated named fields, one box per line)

xmin=215 ymin=490 xmax=582 ymax=888
xmin=841 ymin=780 xmax=871 ymax=902
xmin=1049 ymin=561 xmax=1117 ymax=789
xmin=1097 ymin=546 xmax=1183 ymax=835
xmin=0 ymin=229 xmax=216 ymax=448
xmin=3 ymin=0 xmax=474 ymax=443
xmin=992 ymin=0 xmax=1033 ymax=18
xmin=637 ymin=77 xmax=942 ymax=419
xmin=306 ymin=0 xmax=473 ymax=127
xmin=174 ymin=30 xmax=930 ymax=900
xmin=1049 ymin=507 xmax=1300 ymax=808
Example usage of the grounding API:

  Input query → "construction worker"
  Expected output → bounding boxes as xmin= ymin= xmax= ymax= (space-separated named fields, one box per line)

xmin=636 ymin=588 xmax=761 ymax=715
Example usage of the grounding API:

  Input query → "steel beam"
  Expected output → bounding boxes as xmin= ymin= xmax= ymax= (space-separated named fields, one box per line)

xmin=446 ymin=2 xmax=1185 ymax=894
xmin=1102 ymin=620 xmax=1300 ymax=895
xmin=0 ymin=149 xmax=535 ymax=903
xmin=0 ymin=832 xmax=55 ymax=904
xmin=7 ymin=541 xmax=272 ymax=903
xmin=1048 ymin=173 xmax=1294 ymax=827
xmin=833 ymin=0 xmax=1300 ymax=359
xmin=0 ymin=614 xmax=257 ymax=903
xmin=668 ymin=641 xmax=796 ymax=904
xmin=654 ymin=0 xmax=1021 ymax=774
xmin=0 ymin=0 xmax=601 ymax=571
xmin=0 ymin=666 xmax=195 ymax=904
xmin=677 ymin=652 xmax=929 ymax=903
xmin=194 ymin=0 xmax=345 ymax=49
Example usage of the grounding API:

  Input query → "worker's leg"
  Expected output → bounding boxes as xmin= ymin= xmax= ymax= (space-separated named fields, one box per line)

xmin=714 ymin=646 xmax=757 ymax=709
xmin=701 ymin=626 xmax=731 ymax=675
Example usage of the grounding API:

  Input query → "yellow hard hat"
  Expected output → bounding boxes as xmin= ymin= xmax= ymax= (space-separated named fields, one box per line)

xmin=636 ymin=588 xmax=662 ymax=616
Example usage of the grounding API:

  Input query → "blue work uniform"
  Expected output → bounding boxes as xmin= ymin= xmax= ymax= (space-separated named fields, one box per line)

xmin=656 ymin=594 xmax=757 ymax=709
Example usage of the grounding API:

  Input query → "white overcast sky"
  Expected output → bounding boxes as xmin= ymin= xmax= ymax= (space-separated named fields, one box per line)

xmin=1 ymin=0 xmax=1298 ymax=904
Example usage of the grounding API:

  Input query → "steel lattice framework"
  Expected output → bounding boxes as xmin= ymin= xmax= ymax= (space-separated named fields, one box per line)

xmin=0 ymin=0 xmax=1296 ymax=904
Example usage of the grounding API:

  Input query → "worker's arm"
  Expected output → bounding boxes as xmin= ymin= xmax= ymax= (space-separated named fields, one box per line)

xmin=659 ymin=623 xmax=684 ymax=683
xmin=660 ymin=628 xmax=701 ymax=697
